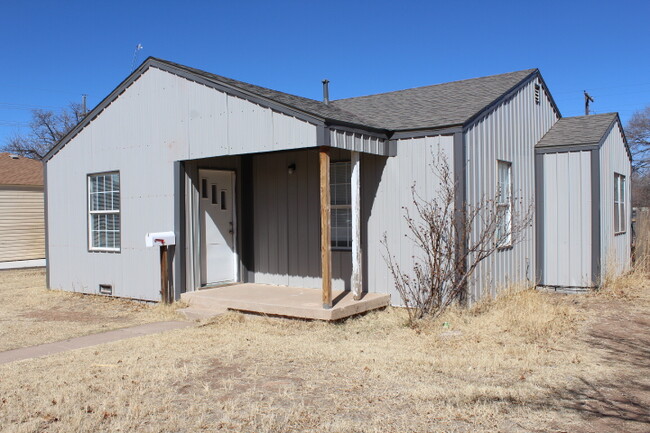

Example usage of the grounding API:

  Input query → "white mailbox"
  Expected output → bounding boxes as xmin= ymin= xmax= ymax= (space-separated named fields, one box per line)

xmin=145 ymin=231 xmax=176 ymax=247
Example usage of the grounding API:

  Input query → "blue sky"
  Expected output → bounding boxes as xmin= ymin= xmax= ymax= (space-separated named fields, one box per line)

xmin=1 ymin=0 xmax=649 ymax=144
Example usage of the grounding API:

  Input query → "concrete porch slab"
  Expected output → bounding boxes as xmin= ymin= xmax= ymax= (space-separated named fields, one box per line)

xmin=180 ymin=283 xmax=391 ymax=321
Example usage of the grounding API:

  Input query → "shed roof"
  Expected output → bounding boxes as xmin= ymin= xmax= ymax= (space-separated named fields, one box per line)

xmin=331 ymin=69 xmax=539 ymax=130
xmin=536 ymin=113 xmax=619 ymax=148
xmin=0 ymin=153 xmax=43 ymax=186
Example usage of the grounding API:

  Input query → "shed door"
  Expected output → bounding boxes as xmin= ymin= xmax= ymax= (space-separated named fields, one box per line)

xmin=199 ymin=170 xmax=237 ymax=286
xmin=542 ymin=152 xmax=592 ymax=287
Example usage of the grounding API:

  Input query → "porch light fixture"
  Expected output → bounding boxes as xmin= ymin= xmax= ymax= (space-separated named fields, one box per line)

xmin=288 ymin=163 xmax=296 ymax=174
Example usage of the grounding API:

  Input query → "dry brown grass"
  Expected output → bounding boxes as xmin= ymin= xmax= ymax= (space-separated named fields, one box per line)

xmin=0 ymin=268 xmax=185 ymax=352
xmin=0 ymin=283 xmax=608 ymax=433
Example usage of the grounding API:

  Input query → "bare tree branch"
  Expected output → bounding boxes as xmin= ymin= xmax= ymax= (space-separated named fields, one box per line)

xmin=627 ymin=106 xmax=650 ymax=173
xmin=2 ymin=102 xmax=84 ymax=160
xmin=382 ymin=152 xmax=534 ymax=326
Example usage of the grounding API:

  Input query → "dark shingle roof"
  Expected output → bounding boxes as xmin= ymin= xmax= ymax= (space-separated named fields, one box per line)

xmin=330 ymin=69 xmax=538 ymax=130
xmin=153 ymin=58 xmax=378 ymax=129
xmin=154 ymin=58 xmax=538 ymax=131
xmin=0 ymin=153 xmax=43 ymax=186
xmin=536 ymin=113 xmax=618 ymax=148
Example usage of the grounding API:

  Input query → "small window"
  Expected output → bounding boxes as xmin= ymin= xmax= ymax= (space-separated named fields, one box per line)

xmin=211 ymin=184 xmax=218 ymax=204
xmin=201 ymin=178 xmax=208 ymax=199
xmin=88 ymin=172 xmax=121 ymax=252
xmin=220 ymin=190 xmax=227 ymax=210
xmin=330 ymin=161 xmax=352 ymax=249
xmin=614 ymin=173 xmax=626 ymax=234
xmin=496 ymin=160 xmax=512 ymax=247
xmin=534 ymin=83 xmax=541 ymax=105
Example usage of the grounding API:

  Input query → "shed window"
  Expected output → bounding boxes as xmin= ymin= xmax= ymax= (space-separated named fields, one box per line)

xmin=88 ymin=172 xmax=120 ymax=252
xmin=330 ymin=161 xmax=352 ymax=249
xmin=614 ymin=173 xmax=626 ymax=234
xmin=496 ymin=160 xmax=512 ymax=247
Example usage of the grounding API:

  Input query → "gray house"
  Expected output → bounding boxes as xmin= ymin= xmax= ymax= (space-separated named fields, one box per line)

xmin=43 ymin=58 xmax=631 ymax=311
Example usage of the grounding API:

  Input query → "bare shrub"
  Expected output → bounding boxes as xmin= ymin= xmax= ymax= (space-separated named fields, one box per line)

xmin=382 ymin=152 xmax=533 ymax=325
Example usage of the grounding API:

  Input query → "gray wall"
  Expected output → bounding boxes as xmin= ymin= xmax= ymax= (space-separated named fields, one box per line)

xmin=47 ymin=66 xmax=320 ymax=301
xmin=599 ymin=122 xmax=631 ymax=277
xmin=249 ymin=148 xmax=351 ymax=291
xmin=464 ymin=77 xmax=559 ymax=300
xmin=363 ymin=135 xmax=455 ymax=304
xmin=541 ymin=151 xmax=593 ymax=287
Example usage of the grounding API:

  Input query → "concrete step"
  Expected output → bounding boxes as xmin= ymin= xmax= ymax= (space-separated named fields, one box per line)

xmin=177 ymin=306 xmax=228 ymax=321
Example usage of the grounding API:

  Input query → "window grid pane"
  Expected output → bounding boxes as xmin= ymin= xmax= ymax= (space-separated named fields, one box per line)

xmin=89 ymin=173 xmax=120 ymax=250
xmin=330 ymin=162 xmax=352 ymax=249
xmin=496 ymin=161 xmax=512 ymax=246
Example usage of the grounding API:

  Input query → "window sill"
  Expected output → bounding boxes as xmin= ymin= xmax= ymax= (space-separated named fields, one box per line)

xmin=331 ymin=247 xmax=352 ymax=252
xmin=614 ymin=231 xmax=627 ymax=236
xmin=89 ymin=248 xmax=121 ymax=253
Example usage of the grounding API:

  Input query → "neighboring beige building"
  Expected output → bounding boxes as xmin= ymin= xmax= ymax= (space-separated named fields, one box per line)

xmin=0 ymin=153 xmax=45 ymax=267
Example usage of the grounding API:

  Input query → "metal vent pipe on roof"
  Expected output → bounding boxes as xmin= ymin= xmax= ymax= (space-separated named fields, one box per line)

xmin=322 ymin=79 xmax=330 ymax=105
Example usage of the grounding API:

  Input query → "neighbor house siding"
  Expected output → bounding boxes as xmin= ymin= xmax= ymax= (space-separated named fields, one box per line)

xmin=363 ymin=135 xmax=454 ymax=304
xmin=0 ymin=185 xmax=45 ymax=262
xmin=47 ymin=67 xmax=319 ymax=301
xmin=464 ymin=78 xmax=558 ymax=301
xmin=599 ymin=122 xmax=631 ymax=277
xmin=541 ymin=151 xmax=592 ymax=287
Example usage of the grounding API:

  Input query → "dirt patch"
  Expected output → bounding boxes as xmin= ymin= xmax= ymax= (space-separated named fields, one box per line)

xmin=549 ymin=295 xmax=650 ymax=433
xmin=0 ymin=268 xmax=186 ymax=351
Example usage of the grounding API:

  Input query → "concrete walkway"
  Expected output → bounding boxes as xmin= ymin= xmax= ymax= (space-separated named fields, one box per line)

xmin=0 ymin=321 xmax=192 ymax=365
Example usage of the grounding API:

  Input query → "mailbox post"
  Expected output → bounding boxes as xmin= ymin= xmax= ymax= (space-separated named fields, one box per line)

xmin=145 ymin=232 xmax=176 ymax=304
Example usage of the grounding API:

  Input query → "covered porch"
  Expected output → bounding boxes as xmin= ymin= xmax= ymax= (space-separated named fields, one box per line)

xmin=174 ymin=132 xmax=393 ymax=319
xmin=180 ymin=283 xmax=390 ymax=321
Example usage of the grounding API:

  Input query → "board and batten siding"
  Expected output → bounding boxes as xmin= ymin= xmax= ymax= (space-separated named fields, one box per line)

xmin=0 ymin=186 xmax=45 ymax=262
xmin=363 ymin=135 xmax=454 ymax=304
xmin=599 ymin=122 xmax=631 ymax=277
xmin=250 ymin=148 xmax=351 ymax=291
xmin=330 ymin=129 xmax=391 ymax=156
xmin=464 ymin=78 xmax=559 ymax=301
xmin=47 ymin=66 xmax=319 ymax=301
xmin=542 ymin=151 xmax=592 ymax=287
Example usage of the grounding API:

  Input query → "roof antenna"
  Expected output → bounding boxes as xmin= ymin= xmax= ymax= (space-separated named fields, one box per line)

xmin=322 ymin=79 xmax=330 ymax=105
xmin=131 ymin=43 xmax=144 ymax=72
xmin=584 ymin=90 xmax=594 ymax=116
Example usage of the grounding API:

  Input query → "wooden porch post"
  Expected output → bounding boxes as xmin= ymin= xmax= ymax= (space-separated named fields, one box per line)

xmin=351 ymin=151 xmax=363 ymax=300
xmin=320 ymin=147 xmax=332 ymax=309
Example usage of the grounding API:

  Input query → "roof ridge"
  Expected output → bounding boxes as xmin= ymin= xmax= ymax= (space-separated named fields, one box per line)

xmin=559 ymin=112 xmax=618 ymax=120
xmin=331 ymin=68 xmax=538 ymax=103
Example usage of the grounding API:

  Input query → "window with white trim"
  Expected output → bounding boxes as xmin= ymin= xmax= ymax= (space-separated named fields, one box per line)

xmin=496 ymin=160 xmax=512 ymax=247
xmin=88 ymin=172 xmax=121 ymax=252
xmin=330 ymin=161 xmax=352 ymax=249
xmin=614 ymin=173 xmax=626 ymax=234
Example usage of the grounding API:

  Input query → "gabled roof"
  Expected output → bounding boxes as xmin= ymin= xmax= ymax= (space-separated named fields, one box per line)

xmin=0 ymin=153 xmax=43 ymax=186
xmin=536 ymin=113 xmax=619 ymax=147
xmin=154 ymin=58 xmax=378 ymax=129
xmin=331 ymin=69 xmax=541 ymax=131
xmin=535 ymin=113 xmax=631 ymax=161
xmin=44 ymin=57 xmax=557 ymax=161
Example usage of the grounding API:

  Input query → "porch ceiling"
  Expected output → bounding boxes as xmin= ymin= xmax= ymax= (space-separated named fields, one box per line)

xmin=180 ymin=284 xmax=390 ymax=321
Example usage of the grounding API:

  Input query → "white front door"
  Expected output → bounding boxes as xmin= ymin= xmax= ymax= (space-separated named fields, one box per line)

xmin=199 ymin=169 xmax=236 ymax=286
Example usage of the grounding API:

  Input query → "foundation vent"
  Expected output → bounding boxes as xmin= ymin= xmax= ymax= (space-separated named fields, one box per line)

xmin=99 ymin=284 xmax=113 ymax=295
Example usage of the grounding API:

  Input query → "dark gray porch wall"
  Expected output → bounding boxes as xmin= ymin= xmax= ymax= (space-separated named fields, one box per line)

xmin=184 ymin=148 xmax=354 ymax=293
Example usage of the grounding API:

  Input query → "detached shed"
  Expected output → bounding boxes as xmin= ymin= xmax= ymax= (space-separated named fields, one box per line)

xmin=536 ymin=113 xmax=631 ymax=289
xmin=0 ymin=153 xmax=45 ymax=268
